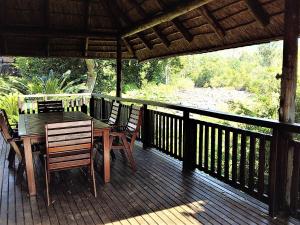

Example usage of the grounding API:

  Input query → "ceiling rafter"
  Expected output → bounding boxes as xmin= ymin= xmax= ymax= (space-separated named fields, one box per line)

xmin=0 ymin=0 xmax=5 ymax=55
xmin=199 ymin=6 xmax=225 ymax=40
xmin=106 ymin=0 xmax=153 ymax=50
xmin=84 ymin=0 xmax=92 ymax=57
xmin=0 ymin=26 xmax=116 ymax=39
xmin=244 ymin=0 xmax=270 ymax=27
xmin=44 ymin=0 xmax=50 ymax=56
xmin=155 ymin=0 xmax=194 ymax=43
xmin=129 ymin=0 xmax=170 ymax=47
xmin=101 ymin=0 xmax=136 ymax=57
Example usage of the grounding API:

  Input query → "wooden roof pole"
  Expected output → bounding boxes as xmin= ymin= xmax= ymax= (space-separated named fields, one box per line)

xmin=129 ymin=0 xmax=170 ymax=47
xmin=101 ymin=0 xmax=135 ymax=57
xmin=106 ymin=0 xmax=153 ymax=51
xmin=122 ymin=0 xmax=213 ymax=38
xmin=44 ymin=0 xmax=50 ymax=56
xmin=199 ymin=6 xmax=225 ymax=40
xmin=116 ymin=36 xmax=122 ymax=98
xmin=270 ymin=0 xmax=299 ymax=217
xmin=244 ymin=0 xmax=270 ymax=27
xmin=84 ymin=0 xmax=92 ymax=57
xmin=156 ymin=0 xmax=194 ymax=42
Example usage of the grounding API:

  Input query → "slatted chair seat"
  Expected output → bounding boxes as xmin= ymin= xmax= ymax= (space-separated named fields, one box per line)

xmin=38 ymin=100 xmax=64 ymax=113
xmin=109 ymin=105 xmax=143 ymax=171
xmin=45 ymin=120 xmax=96 ymax=205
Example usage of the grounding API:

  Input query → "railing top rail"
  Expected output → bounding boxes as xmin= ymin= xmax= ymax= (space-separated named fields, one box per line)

xmin=92 ymin=93 xmax=300 ymax=132
xmin=19 ymin=93 xmax=92 ymax=98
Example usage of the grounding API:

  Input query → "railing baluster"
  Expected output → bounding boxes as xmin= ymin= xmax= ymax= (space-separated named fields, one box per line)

xmin=174 ymin=118 xmax=178 ymax=158
xmin=217 ymin=128 xmax=223 ymax=177
xmin=198 ymin=123 xmax=203 ymax=170
xmin=204 ymin=125 xmax=209 ymax=172
xmin=224 ymin=129 xmax=230 ymax=181
xmin=170 ymin=117 xmax=174 ymax=156
xmin=179 ymin=119 xmax=183 ymax=159
xmin=211 ymin=126 xmax=216 ymax=174
xmin=166 ymin=115 xmax=170 ymax=155
xmin=240 ymin=133 xmax=247 ymax=189
xmin=232 ymin=132 xmax=238 ymax=185
xmin=249 ymin=135 xmax=256 ymax=192
xmin=258 ymin=136 xmax=266 ymax=197
xmin=155 ymin=112 xmax=158 ymax=147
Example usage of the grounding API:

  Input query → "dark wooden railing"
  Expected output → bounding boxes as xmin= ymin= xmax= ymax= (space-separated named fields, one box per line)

xmin=91 ymin=93 xmax=300 ymax=219
xmin=18 ymin=93 xmax=300 ymax=218
xmin=290 ymin=141 xmax=300 ymax=218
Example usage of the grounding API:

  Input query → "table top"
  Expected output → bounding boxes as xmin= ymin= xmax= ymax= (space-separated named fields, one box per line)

xmin=18 ymin=111 xmax=110 ymax=137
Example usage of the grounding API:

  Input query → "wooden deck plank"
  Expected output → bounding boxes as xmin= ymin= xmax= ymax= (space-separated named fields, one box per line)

xmin=0 ymin=134 xmax=298 ymax=225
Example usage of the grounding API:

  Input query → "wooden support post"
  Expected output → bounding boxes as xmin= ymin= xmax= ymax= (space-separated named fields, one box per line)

xmin=116 ymin=36 xmax=122 ymax=98
xmin=142 ymin=104 xmax=150 ymax=149
xmin=182 ymin=111 xmax=197 ymax=171
xmin=89 ymin=96 xmax=95 ymax=117
xmin=277 ymin=0 xmax=299 ymax=215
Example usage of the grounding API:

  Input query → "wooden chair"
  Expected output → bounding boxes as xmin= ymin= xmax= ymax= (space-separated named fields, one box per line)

xmin=0 ymin=109 xmax=25 ymax=180
xmin=45 ymin=120 xmax=96 ymax=205
xmin=38 ymin=100 xmax=64 ymax=113
xmin=102 ymin=101 xmax=120 ymax=126
xmin=109 ymin=105 xmax=143 ymax=171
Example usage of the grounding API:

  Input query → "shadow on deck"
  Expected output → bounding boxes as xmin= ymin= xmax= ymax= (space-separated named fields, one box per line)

xmin=0 ymin=134 xmax=298 ymax=225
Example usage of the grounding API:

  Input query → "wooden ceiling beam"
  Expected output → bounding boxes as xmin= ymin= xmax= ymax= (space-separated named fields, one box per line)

xmin=129 ymin=0 xmax=170 ymax=47
xmin=199 ymin=6 xmax=225 ymax=40
xmin=155 ymin=0 xmax=194 ymax=43
xmin=108 ymin=0 xmax=153 ymax=50
xmin=0 ymin=26 xmax=116 ymax=39
xmin=244 ymin=0 xmax=270 ymax=27
xmin=84 ymin=0 xmax=92 ymax=56
xmin=122 ymin=0 xmax=212 ymax=38
xmin=137 ymin=34 xmax=153 ymax=50
xmin=122 ymin=38 xmax=135 ymax=56
xmin=172 ymin=19 xmax=194 ymax=42
xmin=44 ymin=0 xmax=50 ymax=56
xmin=102 ymin=0 xmax=136 ymax=57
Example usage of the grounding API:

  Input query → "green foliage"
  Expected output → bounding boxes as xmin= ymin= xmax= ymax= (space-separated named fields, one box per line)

xmin=0 ymin=93 xmax=19 ymax=124
xmin=1 ymin=70 xmax=86 ymax=94
xmin=14 ymin=57 xmax=86 ymax=81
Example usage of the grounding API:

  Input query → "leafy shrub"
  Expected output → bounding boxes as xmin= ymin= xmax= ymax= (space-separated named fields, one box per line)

xmin=0 ymin=93 xmax=19 ymax=124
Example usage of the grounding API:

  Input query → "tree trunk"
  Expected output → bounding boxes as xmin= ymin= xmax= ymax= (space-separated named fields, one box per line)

xmin=85 ymin=59 xmax=97 ymax=92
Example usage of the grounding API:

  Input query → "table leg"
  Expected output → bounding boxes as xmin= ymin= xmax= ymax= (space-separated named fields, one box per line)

xmin=103 ymin=129 xmax=110 ymax=183
xmin=23 ymin=137 xmax=36 ymax=196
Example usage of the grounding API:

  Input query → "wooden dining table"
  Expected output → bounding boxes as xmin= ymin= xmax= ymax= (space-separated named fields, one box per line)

xmin=18 ymin=111 xmax=110 ymax=196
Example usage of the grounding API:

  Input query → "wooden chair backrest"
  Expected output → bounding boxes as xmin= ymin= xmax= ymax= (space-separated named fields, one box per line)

xmin=45 ymin=120 xmax=93 ymax=171
xmin=38 ymin=100 xmax=64 ymax=113
xmin=0 ymin=109 xmax=22 ymax=159
xmin=0 ymin=109 xmax=13 ymax=141
xmin=126 ymin=105 xmax=143 ymax=137
xmin=108 ymin=101 xmax=120 ymax=125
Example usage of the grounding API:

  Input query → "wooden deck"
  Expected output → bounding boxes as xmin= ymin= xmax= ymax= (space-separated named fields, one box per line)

xmin=0 ymin=134 xmax=298 ymax=225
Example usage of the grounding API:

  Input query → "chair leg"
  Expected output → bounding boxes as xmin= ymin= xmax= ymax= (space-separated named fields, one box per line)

xmin=121 ymin=136 xmax=136 ymax=171
xmin=16 ymin=159 xmax=25 ymax=184
xmin=110 ymin=151 xmax=116 ymax=160
xmin=44 ymin=161 xmax=50 ymax=206
xmin=7 ymin=147 xmax=15 ymax=169
xmin=91 ymin=164 xmax=97 ymax=198
xmin=109 ymin=136 xmax=116 ymax=160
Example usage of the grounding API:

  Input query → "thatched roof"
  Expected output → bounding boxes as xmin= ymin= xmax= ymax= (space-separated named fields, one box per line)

xmin=0 ymin=0 xmax=299 ymax=61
